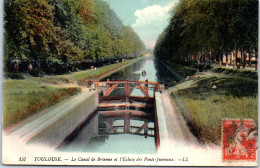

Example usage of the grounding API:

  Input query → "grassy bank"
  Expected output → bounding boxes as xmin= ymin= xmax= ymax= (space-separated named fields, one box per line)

xmin=213 ymin=67 xmax=258 ymax=80
xmin=73 ymin=57 xmax=143 ymax=81
xmin=3 ymin=80 xmax=80 ymax=128
xmin=172 ymin=75 xmax=258 ymax=144
xmin=16 ymin=56 xmax=144 ymax=85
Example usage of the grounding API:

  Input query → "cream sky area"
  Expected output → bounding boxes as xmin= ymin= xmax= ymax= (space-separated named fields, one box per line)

xmin=107 ymin=0 xmax=178 ymax=49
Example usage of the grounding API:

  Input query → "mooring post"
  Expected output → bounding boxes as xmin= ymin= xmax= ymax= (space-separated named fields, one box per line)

xmin=124 ymin=80 xmax=130 ymax=96
xmin=153 ymin=84 xmax=158 ymax=97
xmin=106 ymin=79 xmax=110 ymax=92
xmin=144 ymin=123 xmax=148 ymax=138
xmin=95 ymin=82 xmax=99 ymax=91
xmin=124 ymin=112 xmax=130 ymax=133
xmin=145 ymin=79 xmax=149 ymax=91
xmin=124 ymin=80 xmax=130 ymax=102
xmin=128 ymin=81 xmax=131 ymax=97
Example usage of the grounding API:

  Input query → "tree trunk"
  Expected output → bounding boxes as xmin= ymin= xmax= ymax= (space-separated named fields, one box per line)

xmin=240 ymin=49 xmax=243 ymax=67
xmin=249 ymin=49 xmax=252 ymax=66
xmin=221 ymin=52 xmax=223 ymax=65
xmin=198 ymin=52 xmax=201 ymax=62
xmin=201 ymin=50 xmax=204 ymax=63
xmin=209 ymin=49 xmax=212 ymax=63
xmin=243 ymin=51 xmax=247 ymax=68
xmin=234 ymin=50 xmax=237 ymax=68
xmin=225 ymin=52 xmax=228 ymax=67
xmin=213 ymin=51 xmax=217 ymax=62
xmin=255 ymin=48 xmax=258 ymax=70
xmin=230 ymin=52 xmax=233 ymax=65
xmin=217 ymin=51 xmax=221 ymax=65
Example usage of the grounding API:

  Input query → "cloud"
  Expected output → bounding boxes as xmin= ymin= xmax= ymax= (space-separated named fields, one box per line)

xmin=132 ymin=5 xmax=171 ymax=27
xmin=131 ymin=4 xmax=173 ymax=49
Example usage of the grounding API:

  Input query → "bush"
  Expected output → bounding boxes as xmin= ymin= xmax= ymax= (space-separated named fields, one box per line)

xmin=4 ymin=73 xmax=25 ymax=79
xmin=29 ymin=69 xmax=46 ymax=77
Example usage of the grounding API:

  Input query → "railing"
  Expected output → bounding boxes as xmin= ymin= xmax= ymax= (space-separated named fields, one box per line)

xmin=93 ymin=80 xmax=164 ymax=98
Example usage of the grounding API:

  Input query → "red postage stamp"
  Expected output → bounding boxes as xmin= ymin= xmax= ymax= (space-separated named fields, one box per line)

xmin=222 ymin=119 xmax=258 ymax=161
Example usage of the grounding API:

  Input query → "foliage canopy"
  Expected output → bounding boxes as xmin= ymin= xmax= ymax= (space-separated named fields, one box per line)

xmin=4 ymin=0 xmax=145 ymax=75
xmin=154 ymin=0 xmax=258 ymax=66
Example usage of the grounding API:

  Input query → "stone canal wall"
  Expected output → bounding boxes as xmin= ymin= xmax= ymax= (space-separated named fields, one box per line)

xmin=155 ymin=92 xmax=164 ymax=148
xmin=154 ymin=93 xmax=160 ymax=150
xmin=27 ymin=90 xmax=98 ymax=148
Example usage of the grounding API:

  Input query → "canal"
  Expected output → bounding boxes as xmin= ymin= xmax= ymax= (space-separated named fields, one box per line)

xmin=60 ymin=56 xmax=178 ymax=154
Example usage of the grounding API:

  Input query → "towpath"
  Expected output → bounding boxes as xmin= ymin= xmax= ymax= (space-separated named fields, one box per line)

xmin=156 ymin=89 xmax=199 ymax=150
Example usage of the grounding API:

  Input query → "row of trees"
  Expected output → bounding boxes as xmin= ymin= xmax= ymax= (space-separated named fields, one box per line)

xmin=154 ymin=0 xmax=258 ymax=70
xmin=4 ymin=0 xmax=145 ymax=75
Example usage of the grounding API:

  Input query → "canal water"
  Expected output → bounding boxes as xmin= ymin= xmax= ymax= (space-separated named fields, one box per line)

xmin=61 ymin=56 xmax=178 ymax=154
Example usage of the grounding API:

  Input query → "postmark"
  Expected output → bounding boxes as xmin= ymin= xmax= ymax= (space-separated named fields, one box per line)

xmin=222 ymin=119 xmax=258 ymax=161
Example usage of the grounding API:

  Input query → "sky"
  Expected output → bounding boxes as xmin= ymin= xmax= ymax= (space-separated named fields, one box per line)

xmin=106 ymin=0 xmax=179 ymax=49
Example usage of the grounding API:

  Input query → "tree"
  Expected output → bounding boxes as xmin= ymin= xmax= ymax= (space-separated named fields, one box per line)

xmin=154 ymin=0 xmax=258 ymax=69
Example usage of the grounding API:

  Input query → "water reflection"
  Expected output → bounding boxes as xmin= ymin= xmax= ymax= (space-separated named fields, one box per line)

xmin=101 ymin=58 xmax=145 ymax=81
xmin=154 ymin=58 xmax=180 ymax=83
xmin=103 ymin=56 xmax=177 ymax=83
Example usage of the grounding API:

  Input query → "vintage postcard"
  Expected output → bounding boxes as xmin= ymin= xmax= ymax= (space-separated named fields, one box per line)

xmin=2 ymin=0 xmax=258 ymax=167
